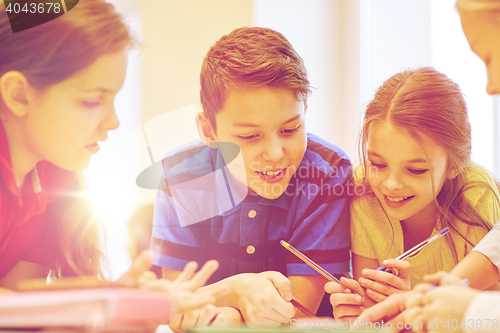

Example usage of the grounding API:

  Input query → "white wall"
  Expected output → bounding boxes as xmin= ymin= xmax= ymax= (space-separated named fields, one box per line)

xmin=360 ymin=0 xmax=432 ymax=105
xmin=254 ymin=0 xmax=361 ymax=164
xmin=431 ymin=0 xmax=495 ymax=173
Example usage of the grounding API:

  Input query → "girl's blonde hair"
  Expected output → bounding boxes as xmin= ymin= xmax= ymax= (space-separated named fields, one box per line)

xmin=358 ymin=67 xmax=498 ymax=262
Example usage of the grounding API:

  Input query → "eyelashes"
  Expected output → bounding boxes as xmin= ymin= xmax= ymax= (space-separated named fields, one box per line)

xmin=82 ymin=101 xmax=102 ymax=108
xmin=368 ymin=161 xmax=429 ymax=175
xmin=408 ymin=169 xmax=429 ymax=175
xmin=237 ymin=125 xmax=301 ymax=142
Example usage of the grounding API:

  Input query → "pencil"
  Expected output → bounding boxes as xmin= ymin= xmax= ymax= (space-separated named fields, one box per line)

xmin=290 ymin=299 xmax=315 ymax=317
xmin=280 ymin=240 xmax=356 ymax=295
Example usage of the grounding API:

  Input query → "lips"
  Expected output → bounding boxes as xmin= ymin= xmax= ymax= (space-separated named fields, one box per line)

xmin=256 ymin=168 xmax=287 ymax=184
xmin=85 ymin=142 xmax=100 ymax=153
xmin=383 ymin=195 xmax=415 ymax=208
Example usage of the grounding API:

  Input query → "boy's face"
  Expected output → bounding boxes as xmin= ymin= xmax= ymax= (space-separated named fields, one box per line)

xmin=207 ymin=87 xmax=307 ymax=199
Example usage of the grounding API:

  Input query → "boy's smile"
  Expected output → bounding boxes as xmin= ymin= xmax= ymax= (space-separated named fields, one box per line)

xmin=202 ymin=87 xmax=307 ymax=199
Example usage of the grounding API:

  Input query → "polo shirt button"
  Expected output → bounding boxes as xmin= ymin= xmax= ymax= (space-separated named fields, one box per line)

xmin=248 ymin=209 xmax=257 ymax=218
xmin=246 ymin=245 xmax=255 ymax=254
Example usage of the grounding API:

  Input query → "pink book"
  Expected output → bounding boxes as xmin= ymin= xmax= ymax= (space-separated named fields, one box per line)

xmin=0 ymin=288 xmax=172 ymax=332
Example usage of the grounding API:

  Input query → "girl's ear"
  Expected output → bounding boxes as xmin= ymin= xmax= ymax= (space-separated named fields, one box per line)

xmin=196 ymin=112 xmax=216 ymax=144
xmin=447 ymin=165 xmax=463 ymax=180
xmin=0 ymin=71 xmax=32 ymax=117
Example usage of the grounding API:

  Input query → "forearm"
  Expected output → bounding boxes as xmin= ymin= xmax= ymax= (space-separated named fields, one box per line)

xmin=0 ymin=261 xmax=48 ymax=290
xmin=450 ymin=251 xmax=499 ymax=289
xmin=289 ymin=275 xmax=327 ymax=317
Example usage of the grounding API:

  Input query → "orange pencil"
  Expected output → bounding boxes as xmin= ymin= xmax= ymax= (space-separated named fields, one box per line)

xmin=281 ymin=240 xmax=357 ymax=295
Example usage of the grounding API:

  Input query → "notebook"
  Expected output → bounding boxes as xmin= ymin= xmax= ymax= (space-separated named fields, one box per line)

xmin=0 ymin=288 xmax=172 ymax=332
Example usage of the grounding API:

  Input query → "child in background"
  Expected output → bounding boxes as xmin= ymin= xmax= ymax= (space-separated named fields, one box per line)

xmin=127 ymin=204 xmax=162 ymax=278
xmin=0 ymin=0 xmax=225 ymax=322
xmin=151 ymin=26 xmax=353 ymax=329
xmin=326 ymin=67 xmax=500 ymax=322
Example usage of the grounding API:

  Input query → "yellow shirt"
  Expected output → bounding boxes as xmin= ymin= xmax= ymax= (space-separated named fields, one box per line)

xmin=350 ymin=163 xmax=500 ymax=287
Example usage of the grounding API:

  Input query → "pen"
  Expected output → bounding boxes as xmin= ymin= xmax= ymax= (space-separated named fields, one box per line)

xmin=290 ymin=299 xmax=315 ymax=317
xmin=280 ymin=240 xmax=357 ymax=295
xmin=428 ymin=278 xmax=469 ymax=291
xmin=376 ymin=227 xmax=450 ymax=272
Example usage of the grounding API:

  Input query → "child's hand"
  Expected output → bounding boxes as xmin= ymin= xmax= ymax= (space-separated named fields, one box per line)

xmin=138 ymin=260 xmax=229 ymax=318
xmin=168 ymin=304 xmax=234 ymax=332
xmin=405 ymin=284 xmax=478 ymax=333
xmin=116 ymin=250 xmax=154 ymax=287
xmin=231 ymin=271 xmax=296 ymax=328
xmin=354 ymin=291 xmax=414 ymax=330
xmin=357 ymin=259 xmax=411 ymax=303
xmin=423 ymin=271 xmax=463 ymax=286
xmin=325 ymin=277 xmax=375 ymax=323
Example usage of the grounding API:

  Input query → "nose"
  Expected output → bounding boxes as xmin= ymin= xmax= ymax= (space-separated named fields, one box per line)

xmin=262 ymin=136 xmax=284 ymax=163
xmin=382 ymin=170 xmax=404 ymax=192
xmin=486 ymin=64 xmax=500 ymax=95
xmin=100 ymin=105 xmax=120 ymax=131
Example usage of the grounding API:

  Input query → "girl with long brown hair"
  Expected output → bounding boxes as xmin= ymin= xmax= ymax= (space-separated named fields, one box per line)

xmin=0 ymin=1 xmax=227 ymax=323
xmin=0 ymin=0 xmax=132 ymax=285
xmin=326 ymin=67 xmax=500 ymax=322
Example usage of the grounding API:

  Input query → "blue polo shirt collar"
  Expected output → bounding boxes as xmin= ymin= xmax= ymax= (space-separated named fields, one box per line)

xmin=218 ymin=190 xmax=289 ymax=216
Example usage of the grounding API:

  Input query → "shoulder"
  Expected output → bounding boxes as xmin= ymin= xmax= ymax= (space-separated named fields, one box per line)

xmin=462 ymin=163 xmax=499 ymax=205
xmin=300 ymin=133 xmax=352 ymax=183
xmin=464 ymin=163 xmax=496 ymax=184
xmin=304 ymin=133 xmax=351 ymax=167
xmin=461 ymin=163 xmax=500 ymax=225
xmin=161 ymin=139 xmax=214 ymax=178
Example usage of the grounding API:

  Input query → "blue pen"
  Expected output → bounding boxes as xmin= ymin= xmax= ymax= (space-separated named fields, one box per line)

xmin=376 ymin=227 xmax=450 ymax=273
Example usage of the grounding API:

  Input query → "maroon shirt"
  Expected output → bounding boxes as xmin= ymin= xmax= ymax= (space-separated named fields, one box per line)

xmin=0 ymin=122 xmax=76 ymax=279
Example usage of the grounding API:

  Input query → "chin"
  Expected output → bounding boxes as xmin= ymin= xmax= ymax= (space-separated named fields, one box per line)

xmin=259 ymin=191 xmax=285 ymax=200
xmin=53 ymin=158 xmax=91 ymax=172
xmin=249 ymin=181 xmax=289 ymax=200
xmin=382 ymin=206 xmax=413 ymax=221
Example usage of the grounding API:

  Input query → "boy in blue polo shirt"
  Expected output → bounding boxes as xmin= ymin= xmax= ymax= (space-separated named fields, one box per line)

xmin=151 ymin=27 xmax=352 ymax=328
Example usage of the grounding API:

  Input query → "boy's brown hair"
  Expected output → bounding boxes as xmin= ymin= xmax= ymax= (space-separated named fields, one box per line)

xmin=200 ymin=27 xmax=311 ymax=132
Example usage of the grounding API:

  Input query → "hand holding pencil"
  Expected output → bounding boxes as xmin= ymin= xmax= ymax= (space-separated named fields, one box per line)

xmin=281 ymin=240 xmax=377 ymax=323
xmin=280 ymin=240 xmax=369 ymax=322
